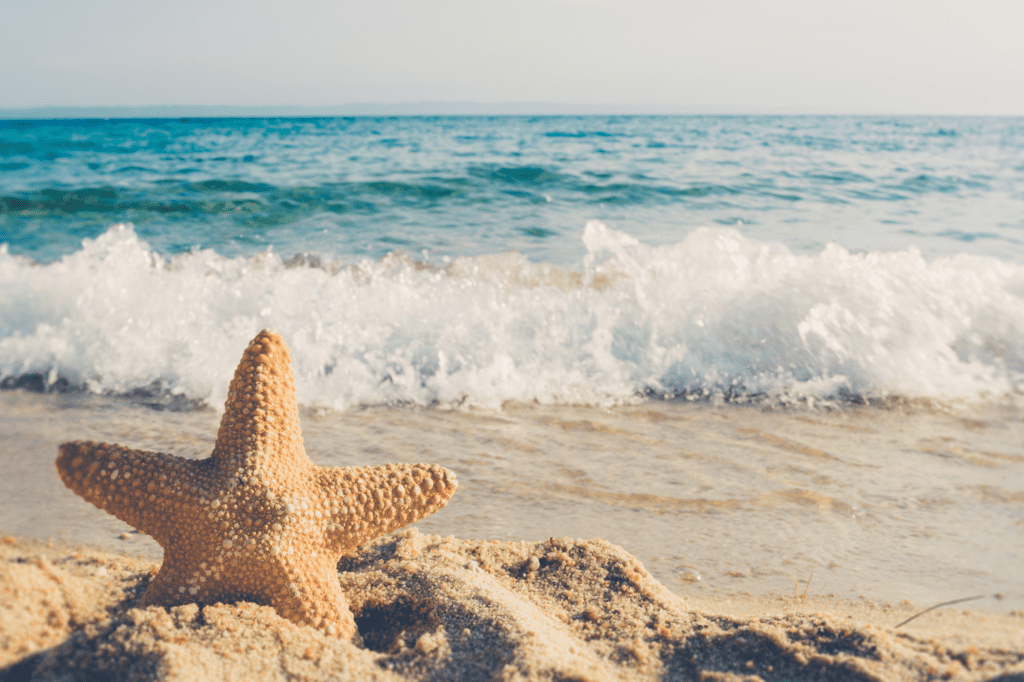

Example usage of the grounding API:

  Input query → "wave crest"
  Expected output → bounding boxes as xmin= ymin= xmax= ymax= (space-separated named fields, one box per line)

xmin=1 ymin=222 xmax=1022 ymax=409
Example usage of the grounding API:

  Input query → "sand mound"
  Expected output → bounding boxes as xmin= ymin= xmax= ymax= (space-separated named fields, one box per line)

xmin=2 ymin=532 xmax=1022 ymax=681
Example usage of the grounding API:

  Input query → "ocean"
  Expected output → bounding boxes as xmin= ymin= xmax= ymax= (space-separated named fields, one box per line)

xmin=1 ymin=115 xmax=1022 ymax=612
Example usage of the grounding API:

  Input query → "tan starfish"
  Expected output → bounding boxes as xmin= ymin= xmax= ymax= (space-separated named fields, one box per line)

xmin=56 ymin=330 xmax=457 ymax=638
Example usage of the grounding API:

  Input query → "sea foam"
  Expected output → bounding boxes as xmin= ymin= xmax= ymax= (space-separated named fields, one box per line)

xmin=1 ymin=222 xmax=1022 ymax=409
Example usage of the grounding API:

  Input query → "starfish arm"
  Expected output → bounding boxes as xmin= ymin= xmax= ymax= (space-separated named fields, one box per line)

xmin=140 ymin=543 xmax=222 ymax=608
xmin=265 ymin=560 xmax=358 ymax=638
xmin=210 ymin=330 xmax=307 ymax=474
xmin=56 ymin=440 xmax=213 ymax=546
xmin=317 ymin=463 xmax=458 ymax=554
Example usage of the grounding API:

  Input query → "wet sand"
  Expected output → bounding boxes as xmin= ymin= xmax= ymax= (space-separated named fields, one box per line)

xmin=4 ymin=391 xmax=1024 ymax=614
xmin=2 ymin=533 xmax=1022 ymax=682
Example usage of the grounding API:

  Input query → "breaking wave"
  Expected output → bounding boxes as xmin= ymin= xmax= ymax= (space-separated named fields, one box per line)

xmin=2 ymin=222 xmax=1022 ymax=409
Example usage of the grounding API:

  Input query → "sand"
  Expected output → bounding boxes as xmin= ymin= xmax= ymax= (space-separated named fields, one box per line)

xmin=1 ymin=532 xmax=1022 ymax=682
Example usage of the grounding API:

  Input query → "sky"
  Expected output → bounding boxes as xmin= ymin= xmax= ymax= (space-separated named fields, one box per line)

xmin=2 ymin=0 xmax=1023 ymax=115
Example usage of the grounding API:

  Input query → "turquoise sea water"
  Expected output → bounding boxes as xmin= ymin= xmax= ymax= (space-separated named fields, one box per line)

xmin=4 ymin=116 xmax=1024 ymax=267
xmin=1 ymin=116 xmax=1022 ymax=610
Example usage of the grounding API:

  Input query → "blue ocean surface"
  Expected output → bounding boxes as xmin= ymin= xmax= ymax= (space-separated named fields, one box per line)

xmin=3 ymin=116 xmax=1024 ymax=266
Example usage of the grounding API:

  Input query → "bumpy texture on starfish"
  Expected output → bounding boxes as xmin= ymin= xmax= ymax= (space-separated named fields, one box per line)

xmin=56 ymin=330 xmax=457 ymax=639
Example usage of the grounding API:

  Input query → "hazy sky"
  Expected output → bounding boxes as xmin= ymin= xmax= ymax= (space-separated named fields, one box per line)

xmin=2 ymin=0 xmax=1022 ymax=114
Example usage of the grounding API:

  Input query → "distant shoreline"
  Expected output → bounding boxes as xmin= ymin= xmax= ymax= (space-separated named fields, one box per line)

xmin=2 ymin=104 xmax=1015 ymax=120
xmin=2 ymin=103 xmax=683 ymax=120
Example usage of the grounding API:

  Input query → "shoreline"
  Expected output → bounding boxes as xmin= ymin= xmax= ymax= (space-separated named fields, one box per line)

xmin=3 ymin=533 xmax=1022 ymax=681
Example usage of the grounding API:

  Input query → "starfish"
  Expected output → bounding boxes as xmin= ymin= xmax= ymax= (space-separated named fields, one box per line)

xmin=56 ymin=330 xmax=457 ymax=638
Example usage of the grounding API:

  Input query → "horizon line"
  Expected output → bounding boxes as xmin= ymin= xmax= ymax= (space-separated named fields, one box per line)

xmin=2 ymin=102 xmax=1021 ymax=120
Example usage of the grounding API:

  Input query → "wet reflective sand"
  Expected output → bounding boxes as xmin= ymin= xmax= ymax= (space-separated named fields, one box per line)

xmin=3 ymin=390 xmax=1021 ymax=611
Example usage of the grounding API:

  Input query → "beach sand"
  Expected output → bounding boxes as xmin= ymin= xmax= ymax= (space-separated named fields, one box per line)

xmin=2 ymin=533 xmax=1021 ymax=682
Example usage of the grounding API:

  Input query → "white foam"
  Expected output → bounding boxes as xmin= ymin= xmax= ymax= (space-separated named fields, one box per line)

xmin=1 ymin=222 xmax=1022 ymax=409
